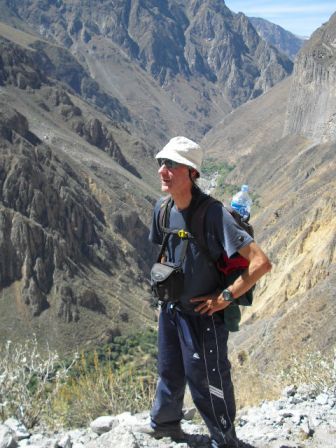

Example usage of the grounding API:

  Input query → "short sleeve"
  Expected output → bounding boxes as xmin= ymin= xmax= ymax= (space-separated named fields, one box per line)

xmin=149 ymin=198 xmax=164 ymax=244
xmin=205 ymin=202 xmax=254 ymax=259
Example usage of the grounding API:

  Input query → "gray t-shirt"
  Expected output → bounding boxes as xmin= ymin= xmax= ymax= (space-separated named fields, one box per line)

xmin=149 ymin=196 xmax=253 ymax=313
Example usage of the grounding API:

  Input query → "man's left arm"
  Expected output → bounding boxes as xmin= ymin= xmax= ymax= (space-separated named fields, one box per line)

xmin=227 ymin=241 xmax=272 ymax=300
xmin=191 ymin=241 xmax=272 ymax=315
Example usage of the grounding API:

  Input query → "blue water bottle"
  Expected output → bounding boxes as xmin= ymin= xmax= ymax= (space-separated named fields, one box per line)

xmin=231 ymin=184 xmax=252 ymax=220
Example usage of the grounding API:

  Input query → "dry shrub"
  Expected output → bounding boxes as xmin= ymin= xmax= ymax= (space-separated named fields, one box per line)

xmin=280 ymin=348 xmax=336 ymax=393
xmin=0 ymin=337 xmax=77 ymax=428
xmin=231 ymin=350 xmax=281 ymax=409
xmin=231 ymin=347 xmax=336 ymax=410
xmin=50 ymin=350 xmax=157 ymax=428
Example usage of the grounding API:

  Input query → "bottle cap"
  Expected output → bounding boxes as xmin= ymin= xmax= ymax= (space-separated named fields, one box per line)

xmin=241 ymin=184 xmax=249 ymax=192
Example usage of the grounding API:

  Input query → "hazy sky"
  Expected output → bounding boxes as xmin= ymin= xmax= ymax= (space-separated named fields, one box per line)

xmin=224 ymin=1 xmax=336 ymax=37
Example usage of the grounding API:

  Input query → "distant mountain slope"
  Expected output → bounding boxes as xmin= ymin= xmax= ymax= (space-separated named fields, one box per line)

xmin=202 ymin=76 xmax=292 ymax=164
xmin=249 ymin=17 xmax=305 ymax=60
xmin=0 ymin=0 xmax=293 ymax=145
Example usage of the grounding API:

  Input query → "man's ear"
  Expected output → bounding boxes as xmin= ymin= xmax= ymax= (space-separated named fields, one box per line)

xmin=190 ymin=168 xmax=199 ymax=179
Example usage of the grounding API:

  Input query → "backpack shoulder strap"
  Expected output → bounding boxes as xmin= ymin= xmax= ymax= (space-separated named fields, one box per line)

xmin=156 ymin=196 xmax=172 ymax=262
xmin=157 ymin=191 xmax=225 ymax=261
xmin=188 ymin=193 xmax=221 ymax=257
xmin=157 ymin=195 xmax=193 ymax=264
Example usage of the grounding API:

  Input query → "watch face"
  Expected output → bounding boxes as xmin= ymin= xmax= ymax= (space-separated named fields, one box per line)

xmin=223 ymin=289 xmax=234 ymax=302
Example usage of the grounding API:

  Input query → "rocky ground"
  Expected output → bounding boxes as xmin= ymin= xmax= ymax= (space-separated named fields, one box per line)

xmin=0 ymin=385 xmax=335 ymax=448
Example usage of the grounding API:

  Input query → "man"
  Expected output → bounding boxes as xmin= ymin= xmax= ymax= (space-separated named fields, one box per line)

xmin=145 ymin=136 xmax=271 ymax=448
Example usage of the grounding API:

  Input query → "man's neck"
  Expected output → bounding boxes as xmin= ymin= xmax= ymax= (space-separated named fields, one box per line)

xmin=171 ymin=188 xmax=193 ymax=211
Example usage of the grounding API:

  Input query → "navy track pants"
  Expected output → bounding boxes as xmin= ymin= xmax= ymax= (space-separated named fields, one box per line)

xmin=150 ymin=303 xmax=238 ymax=447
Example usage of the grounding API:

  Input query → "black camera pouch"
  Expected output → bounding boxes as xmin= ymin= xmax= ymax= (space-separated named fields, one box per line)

xmin=150 ymin=261 xmax=184 ymax=302
xmin=150 ymin=230 xmax=189 ymax=303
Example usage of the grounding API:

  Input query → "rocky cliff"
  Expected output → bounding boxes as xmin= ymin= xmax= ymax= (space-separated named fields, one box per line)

xmin=0 ymin=100 xmax=158 ymax=350
xmin=284 ymin=12 xmax=336 ymax=142
xmin=0 ymin=108 xmax=105 ymax=318
xmin=0 ymin=24 xmax=161 ymax=351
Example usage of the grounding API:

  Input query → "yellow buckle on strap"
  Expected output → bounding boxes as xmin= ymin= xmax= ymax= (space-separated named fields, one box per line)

xmin=177 ymin=229 xmax=188 ymax=239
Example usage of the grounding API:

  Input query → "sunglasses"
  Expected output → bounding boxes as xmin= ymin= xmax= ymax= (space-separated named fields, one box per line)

xmin=157 ymin=158 xmax=182 ymax=169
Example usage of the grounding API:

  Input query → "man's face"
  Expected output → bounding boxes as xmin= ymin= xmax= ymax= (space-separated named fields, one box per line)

xmin=157 ymin=159 xmax=192 ymax=195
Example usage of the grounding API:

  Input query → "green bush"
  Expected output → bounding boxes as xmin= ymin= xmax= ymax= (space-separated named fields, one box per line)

xmin=202 ymin=157 xmax=235 ymax=178
xmin=202 ymin=157 xmax=261 ymax=211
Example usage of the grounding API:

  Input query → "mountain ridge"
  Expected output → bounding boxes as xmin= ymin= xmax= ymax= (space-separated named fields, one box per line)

xmin=249 ymin=16 xmax=305 ymax=60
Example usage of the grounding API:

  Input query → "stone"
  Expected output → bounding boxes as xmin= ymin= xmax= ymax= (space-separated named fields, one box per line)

xmin=89 ymin=416 xmax=119 ymax=435
xmin=85 ymin=428 xmax=139 ymax=448
xmin=296 ymin=384 xmax=316 ymax=400
xmin=316 ymin=393 xmax=329 ymax=405
xmin=113 ymin=412 xmax=136 ymax=425
xmin=288 ymin=396 xmax=304 ymax=405
xmin=300 ymin=416 xmax=314 ymax=437
xmin=182 ymin=407 xmax=196 ymax=421
xmin=0 ymin=424 xmax=18 ymax=448
xmin=3 ymin=419 xmax=29 ymax=441
xmin=57 ymin=434 xmax=72 ymax=448
xmin=282 ymin=385 xmax=297 ymax=398
xmin=274 ymin=401 xmax=285 ymax=410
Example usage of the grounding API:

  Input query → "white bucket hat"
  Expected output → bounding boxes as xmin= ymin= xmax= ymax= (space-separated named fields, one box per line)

xmin=155 ymin=136 xmax=203 ymax=174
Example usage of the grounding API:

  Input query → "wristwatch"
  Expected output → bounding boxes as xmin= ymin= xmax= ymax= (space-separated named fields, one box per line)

xmin=222 ymin=288 xmax=235 ymax=303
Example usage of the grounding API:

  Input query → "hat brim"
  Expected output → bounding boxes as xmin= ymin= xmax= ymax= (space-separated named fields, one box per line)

xmin=155 ymin=148 xmax=200 ymax=172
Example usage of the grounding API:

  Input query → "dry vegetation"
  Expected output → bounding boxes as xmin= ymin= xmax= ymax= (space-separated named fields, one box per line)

xmin=0 ymin=331 xmax=157 ymax=429
xmin=231 ymin=346 xmax=336 ymax=409
xmin=0 ymin=334 xmax=335 ymax=429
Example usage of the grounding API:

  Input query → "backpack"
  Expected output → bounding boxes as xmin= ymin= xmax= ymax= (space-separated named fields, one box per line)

xmin=158 ymin=188 xmax=254 ymax=307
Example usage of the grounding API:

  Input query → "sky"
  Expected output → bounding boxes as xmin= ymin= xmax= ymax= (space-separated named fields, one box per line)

xmin=224 ymin=1 xmax=336 ymax=37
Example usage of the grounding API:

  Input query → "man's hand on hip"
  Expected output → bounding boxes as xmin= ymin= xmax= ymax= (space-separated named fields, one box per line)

xmin=190 ymin=291 xmax=231 ymax=316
